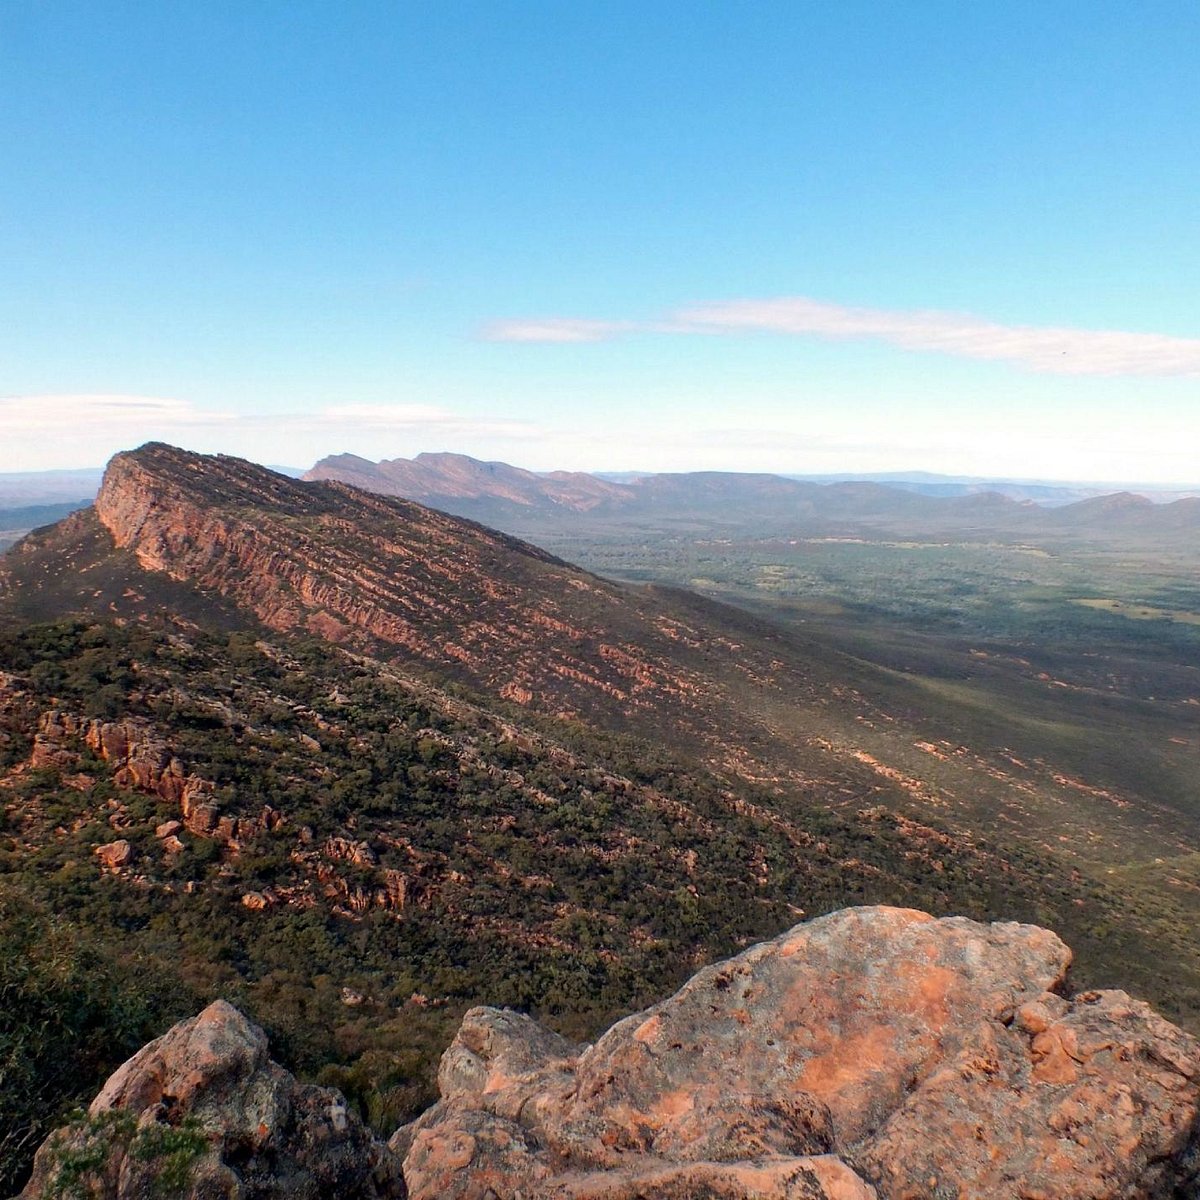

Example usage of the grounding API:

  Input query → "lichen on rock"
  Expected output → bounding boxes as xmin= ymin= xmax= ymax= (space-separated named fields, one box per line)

xmin=21 ymin=907 xmax=1200 ymax=1200
xmin=20 ymin=1000 xmax=403 ymax=1200
xmin=397 ymin=906 xmax=1200 ymax=1200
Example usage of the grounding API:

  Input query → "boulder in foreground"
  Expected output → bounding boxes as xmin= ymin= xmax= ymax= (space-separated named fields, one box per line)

xmin=398 ymin=906 xmax=1200 ymax=1199
xmin=19 ymin=999 xmax=403 ymax=1199
xmin=20 ymin=907 xmax=1200 ymax=1199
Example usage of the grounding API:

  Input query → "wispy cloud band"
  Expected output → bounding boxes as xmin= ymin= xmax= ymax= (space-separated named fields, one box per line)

xmin=0 ymin=394 xmax=239 ymax=432
xmin=484 ymin=296 xmax=1200 ymax=377
xmin=0 ymin=395 xmax=532 ymax=439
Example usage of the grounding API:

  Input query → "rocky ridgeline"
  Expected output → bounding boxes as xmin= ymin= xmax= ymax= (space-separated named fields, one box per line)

xmin=20 ymin=907 xmax=1200 ymax=1199
xmin=91 ymin=444 xmax=706 ymax=721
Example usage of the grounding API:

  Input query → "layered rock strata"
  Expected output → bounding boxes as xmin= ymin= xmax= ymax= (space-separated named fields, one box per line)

xmin=92 ymin=444 xmax=706 ymax=720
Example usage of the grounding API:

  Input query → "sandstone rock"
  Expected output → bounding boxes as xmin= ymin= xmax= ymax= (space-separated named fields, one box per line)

xmin=538 ymin=1155 xmax=878 ymax=1200
xmin=184 ymin=799 xmax=220 ymax=835
xmin=20 ymin=999 xmax=404 ymax=1199
xmin=859 ymin=987 xmax=1200 ymax=1199
xmin=94 ymin=838 xmax=134 ymax=869
xmin=397 ymin=906 xmax=1200 ymax=1200
xmin=32 ymin=708 xmax=217 ymax=810
xmin=155 ymin=818 xmax=182 ymax=838
xmin=327 ymin=834 xmax=378 ymax=866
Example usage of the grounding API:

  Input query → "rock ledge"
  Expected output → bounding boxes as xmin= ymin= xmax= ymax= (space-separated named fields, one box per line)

xmin=20 ymin=907 xmax=1200 ymax=1200
xmin=400 ymin=906 xmax=1200 ymax=1199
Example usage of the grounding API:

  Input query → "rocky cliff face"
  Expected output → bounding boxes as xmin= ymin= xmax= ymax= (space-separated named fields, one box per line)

xmin=92 ymin=444 xmax=715 ymax=728
xmin=23 ymin=907 xmax=1200 ymax=1200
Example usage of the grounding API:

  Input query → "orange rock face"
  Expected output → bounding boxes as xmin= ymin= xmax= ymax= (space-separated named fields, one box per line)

xmin=396 ymin=907 xmax=1200 ymax=1200
xmin=94 ymin=839 xmax=133 ymax=869
xmin=91 ymin=445 xmax=707 ymax=730
xmin=32 ymin=707 xmax=216 ymax=812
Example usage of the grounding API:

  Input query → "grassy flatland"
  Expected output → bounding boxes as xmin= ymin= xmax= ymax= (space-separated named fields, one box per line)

xmin=1073 ymin=597 xmax=1200 ymax=625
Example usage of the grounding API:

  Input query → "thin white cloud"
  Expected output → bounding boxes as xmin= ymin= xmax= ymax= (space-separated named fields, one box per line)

xmin=484 ymin=296 xmax=1200 ymax=377
xmin=0 ymin=393 xmax=237 ymax=432
xmin=0 ymin=395 xmax=544 ymax=471
xmin=0 ymin=396 xmax=533 ymax=440
xmin=315 ymin=404 xmax=538 ymax=439
xmin=481 ymin=318 xmax=634 ymax=343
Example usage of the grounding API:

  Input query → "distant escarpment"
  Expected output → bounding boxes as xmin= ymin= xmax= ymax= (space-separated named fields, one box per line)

xmin=24 ymin=907 xmax=1200 ymax=1200
xmin=303 ymin=450 xmax=1200 ymax=538
xmin=92 ymin=443 xmax=722 ymax=728
xmin=305 ymin=451 xmax=633 ymax=513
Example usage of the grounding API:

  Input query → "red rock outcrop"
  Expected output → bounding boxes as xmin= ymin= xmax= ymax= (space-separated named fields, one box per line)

xmin=20 ymin=1000 xmax=403 ymax=1200
xmin=32 ymin=707 xmax=215 ymax=811
xmin=23 ymin=701 xmax=287 ymax=848
xmin=94 ymin=838 xmax=133 ymax=869
xmin=395 ymin=906 xmax=1200 ymax=1200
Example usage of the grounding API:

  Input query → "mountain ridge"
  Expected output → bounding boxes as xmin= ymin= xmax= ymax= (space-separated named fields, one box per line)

xmin=304 ymin=450 xmax=1200 ymax=535
xmin=4 ymin=441 xmax=1200 ymax=1190
xmin=306 ymin=450 xmax=631 ymax=512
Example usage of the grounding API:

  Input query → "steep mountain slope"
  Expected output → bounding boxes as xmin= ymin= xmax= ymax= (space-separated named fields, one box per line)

xmin=3 ymin=442 xmax=1200 ymax=1189
xmin=87 ymin=446 xmax=835 ymax=756
xmin=12 ymin=447 xmax=1200 ymax=939
xmin=85 ymin=449 xmax=1200 ymax=877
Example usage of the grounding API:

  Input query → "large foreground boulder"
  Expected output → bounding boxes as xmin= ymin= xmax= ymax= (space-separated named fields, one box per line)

xmin=397 ymin=906 xmax=1200 ymax=1200
xmin=19 ymin=1000 xmax=403 ymax=1199
xmin=21 ymin=907 xmax=1200 ymax=1199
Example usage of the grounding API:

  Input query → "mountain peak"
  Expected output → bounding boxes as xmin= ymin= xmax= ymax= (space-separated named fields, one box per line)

xmin=305 ymin=451 xmax=632 ymax=511
xmin=87 ymin=444 xmax=728 ymax=728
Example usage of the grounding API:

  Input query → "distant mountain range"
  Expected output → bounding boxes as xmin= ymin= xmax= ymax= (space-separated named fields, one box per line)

xmin=305 ymin=451 xmax=628 ymax=511
xmin=5 ymin=455 xmax=1199 ymax=553
xmin=0 ymin=467 xmax=104 ymax=506
xmin=0 ymin=470 xmax=102 ymax=550
xmin=784 ymin=471 xmax=1200 ymax=506
xmin=304 ymin=452 xmax=1200 ymax=539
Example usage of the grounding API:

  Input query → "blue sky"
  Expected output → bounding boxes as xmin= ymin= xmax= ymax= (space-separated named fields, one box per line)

xmin=2 ymin=1 xmax=1198 ymax=480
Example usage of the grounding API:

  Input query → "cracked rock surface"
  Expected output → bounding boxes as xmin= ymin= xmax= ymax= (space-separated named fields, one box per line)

xmin=21 ymin=907 xmax=1200 ymax=1199
xmin=397 ymin=906 xmax=1200 ymax=1199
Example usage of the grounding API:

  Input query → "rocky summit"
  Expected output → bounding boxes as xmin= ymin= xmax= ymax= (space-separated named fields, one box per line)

xmin=23 ymin=906 xmax=1200 ymax=1200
